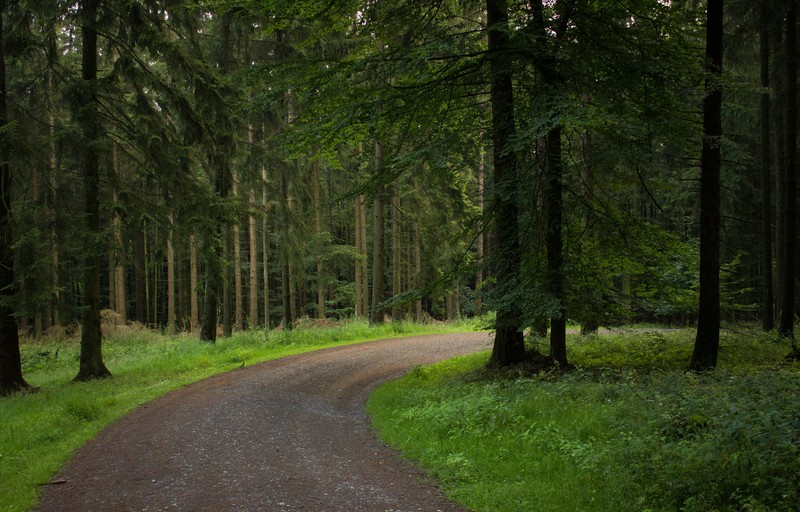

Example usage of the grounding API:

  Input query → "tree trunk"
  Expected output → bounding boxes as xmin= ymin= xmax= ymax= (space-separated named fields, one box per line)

xmin=370 ymin=143 xmax=386 ymax=325
xmin=199 ymin=259 xmax=219 ymax=342
xmin=75 ymin=0 xmax=110 ymax=380
xmin=475 ymin=142 xmax=485 ymax=316
xmin=414 ymin=226 xmax=423 ymax=321
xmin=391 ymin=188 xmax=402 ymax=321
xmin=262 ymin=166 xmax=270 ymax=327
xmin=486 ymin=0 xmax=525 ymax=366
xmin=691 ymin=0 xmax=723 ymax=371
xmin=47 ymin=73 xmax=61 ymax=328
xmin=280 ymin=167 xmax=292 ymax=329
xmin=133 ymin=222 xmax=147 ymax=323
xmin=313 ymin=160 xmax=325 ymax=319
xmin=190 ymin=232 xmax=199 ymax=330
xmin=249 ymin=183 xmax=259 ymax=327
xmin=222 ymin=223 xmax=233 ymax=337
xmin=760 ymin=3 xmax=775 ymax=331
xmin=112 ymin=146 xmax=126 ymax=323
xmin=774 ymin=25 xmax=786 ymax=316
xmin=166 ymin=214 xmax=176 ymax=333
xmin=234 ymin=216 xmax=243 ymax=332
xmin=546 ymin=125 xmax=568 ymax=365
xmin=0 ymin=0 xmax=31 ymax=394
xmin=779 ymin=1 xmax=797 ymax=340
xmin=354 ymin=196 xmax=364 ymax=318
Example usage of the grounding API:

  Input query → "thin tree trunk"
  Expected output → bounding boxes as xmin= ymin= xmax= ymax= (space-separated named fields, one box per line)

xmin=475 ymin=142 xmax=485 ymax=316
xmin=691 ymin=0 xmax=723 ymax=370
xmin=761 ymin=3 xmax=775 ymax=331
xmin=222 ymin=223 xmax=232 ymax=337
xmin=779 ymin=1 xmax=797 ymax=340
xmin=774 ymin=25 xmax=786 ymax=315
xmin=190 ymin=232 xmax=199 ymax=331
xmin=112 ymin=145 xmax=126 ymax=323
xmin=414 ymin=227 xmax=423 ymax=321
xmin=280 ymin=167 xmax=292 ymax=329
xmin=249 ymin=183 xmax=259 ymax=327
xmin=133 ymin=221 xmax=147 ymax=323
xmin=354 ymin=196 xmax=364 ymax=318
xmin=48 ymin=73 xmax=61 ymax=328
xmin=360 ymin=194 xmax=369 ymax=316
xmin=262 ymin=166 xmax=270 ymax=327
xmin=391 ymin=188 xmax=401 ymax=321
xmin=0 ymin=0 xmax=30 ymax=393
xmin=370 ymin=143 xmax=386 ymax=325
xmin=75 ymin=0 xmax=110 ymax=380
xmin=546 ymin=126 xmax=567 ymax=364
xmin=313 ymin=160 xmax=325 ymax=319
xmin=486 ymin=0 xmax=525 ymax=366
xmin=234 ymin=191 xmax=243 ymax=332
xmin=166 ymin=214 xmax=176 ymax=333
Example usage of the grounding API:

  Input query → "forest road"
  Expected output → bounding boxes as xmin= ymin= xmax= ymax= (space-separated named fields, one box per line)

xmin=35 ymin=331 xmax=492 ymax=512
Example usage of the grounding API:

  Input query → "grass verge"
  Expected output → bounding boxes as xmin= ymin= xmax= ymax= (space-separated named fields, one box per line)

xmin=367 ymin=327 xmax=800 ymax=512
xmin=1 ymin=318 xmax=477 ymax=512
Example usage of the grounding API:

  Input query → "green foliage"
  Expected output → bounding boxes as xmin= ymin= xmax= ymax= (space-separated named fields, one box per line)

xmin=369 ymin=328 xmax=798 ymax=512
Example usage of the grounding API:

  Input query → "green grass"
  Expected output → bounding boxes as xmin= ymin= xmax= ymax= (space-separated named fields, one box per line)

xmin=0 ymin=318 xmax=479 ymax=512
xmin=368 ymin=327 xmax=800 ymax=512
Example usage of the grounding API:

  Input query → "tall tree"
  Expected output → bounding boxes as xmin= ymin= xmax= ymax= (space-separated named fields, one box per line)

xmin=0 ymin=0 xmax=30 ymax=394
xmin=760 ymin=1 xmax=774 ymax=331
xmin=75 ymin=0 xmax=110 ymax=380
xmin=691 ymin=0 xmax=724 ymax=371
xmin=779 ymin=0 xmax=797 ymax=340
xmin=486 ymin=0 xmax=525 ymax=366
xmin=370 ymin=142 xmax=386 ymax=325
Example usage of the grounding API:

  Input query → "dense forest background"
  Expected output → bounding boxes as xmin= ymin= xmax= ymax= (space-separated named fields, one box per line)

xmin=1 ymin=0 xmax=798 ymax=387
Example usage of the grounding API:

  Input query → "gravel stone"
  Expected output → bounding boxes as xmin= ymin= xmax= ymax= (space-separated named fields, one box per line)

xmin=35 ymin=332 xmax=491 ymax=512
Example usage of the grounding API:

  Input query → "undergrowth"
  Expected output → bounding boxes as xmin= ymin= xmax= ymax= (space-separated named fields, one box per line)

xmin=367 ymin=327 xmax=800 ymax=512
xmin=0 ymin=318 xmax=478 ymax=512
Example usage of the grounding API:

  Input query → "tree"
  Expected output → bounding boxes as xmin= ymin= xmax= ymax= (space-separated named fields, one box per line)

xmin=760 ymin=1 xmax=774 ymax=332
xmin=778 ymin=0 xmax=797 ymax=341
xmin=486 ymin=0 xmax=526 ymax=366
xmin=691 ymin=0 xmax=724 ymax=371
xmin=74 ymin=0 xmax=110 ymax=381
xmin=0 ymin=0 xmax=30 ymax=394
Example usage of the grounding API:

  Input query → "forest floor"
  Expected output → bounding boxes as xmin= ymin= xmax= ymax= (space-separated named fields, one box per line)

xmin=34 ymin=332 xmax=492 ymax=512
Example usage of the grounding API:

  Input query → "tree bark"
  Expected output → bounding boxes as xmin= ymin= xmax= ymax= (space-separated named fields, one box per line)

xmin=691 ymin=0 xmax=723 ymax=371
xmin=779 ymin=1 xmax=797 ymax=339
xmin=190 ymin=232 xmax=199 ymax=330
xmin=234 ymin=185 xmax=243 ymax=332
xmin=75 ymin=0 xmax=110 ymax=380
xmin=313 ymin=160 xmax=325 ymax=319
xmin=546 ymin=125 xmax=568 ymax=365
xmin=391 ymin=188 xmax=402 ymax=321
xmin=280 ymin=166 xmax=292 ymax=329
xmin=354 ymin=196 xmax=364 ymax=318
xmin=486 ymin=0 xmax=525 ymax=366
xmin=166 ymin=213 xmax=176 ymax=333
xmin=249 ymin=183 xmax=259 ymax=327
xmin=370 ymin=142 xmax=386 ymax=325
xmin=0 ymin=0 xmax=31 ymax=394
xmin=133 ymin=221 xmax=147 ymax=324
xmin=760 ymin=3 xmax=774 ymax=331
xmin=262 ymin=166 xmax=270 ymax=327
xmin=475 ymin=142 xmax=485 ymax=316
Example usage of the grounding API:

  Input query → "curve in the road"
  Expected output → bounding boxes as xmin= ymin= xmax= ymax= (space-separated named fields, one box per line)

xmin=35 ymin=331 xmax=492 ymax=512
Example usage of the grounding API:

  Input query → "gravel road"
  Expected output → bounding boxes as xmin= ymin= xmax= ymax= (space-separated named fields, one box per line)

xmin=35 ymin=332 xmax=492 ymax=512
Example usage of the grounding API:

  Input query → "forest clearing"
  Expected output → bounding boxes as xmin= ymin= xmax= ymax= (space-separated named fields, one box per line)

xmin=2 ymin=0 xmax=800 ymax=510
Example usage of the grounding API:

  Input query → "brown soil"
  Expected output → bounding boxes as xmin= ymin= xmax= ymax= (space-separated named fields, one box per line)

xmin=35 ymin=332 xmax=492 ymax=512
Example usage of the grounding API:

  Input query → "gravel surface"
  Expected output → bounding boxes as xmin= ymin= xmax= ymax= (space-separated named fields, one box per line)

xmin=35 ymin=332 xmax=492 ymax=512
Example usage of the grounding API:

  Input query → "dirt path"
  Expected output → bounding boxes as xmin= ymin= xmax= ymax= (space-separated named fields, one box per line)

xmin=35 ymin=332 xmax=492 ymax=512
